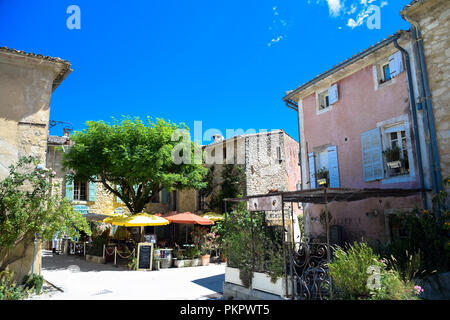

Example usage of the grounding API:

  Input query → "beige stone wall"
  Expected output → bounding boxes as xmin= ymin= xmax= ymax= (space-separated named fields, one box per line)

xmin=3 ymin=240 xmax=42 ymax=283
xmin=245 ymin=131 xmax=289 ymax=195
xmin=0 ymin=50 xmax=68 ymax=281
xmin=405 ymin=0 xmax=450 ymax=179
xmin=0 ymin=51 xmax=66 ymax=179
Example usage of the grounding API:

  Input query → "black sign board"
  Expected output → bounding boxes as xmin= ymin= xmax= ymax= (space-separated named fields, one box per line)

xmin=137 ymin=242 xmax=153 ymax=271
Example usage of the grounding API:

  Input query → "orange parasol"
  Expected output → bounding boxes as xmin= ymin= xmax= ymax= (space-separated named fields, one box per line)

xmin=163 ymin=211 xmax=214 ymax=225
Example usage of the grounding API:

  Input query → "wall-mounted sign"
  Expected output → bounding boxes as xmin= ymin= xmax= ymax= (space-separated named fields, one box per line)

xmin=247 ymin=195 xmax=282 ymax=212
xmin=114 ymin=207 xmax=125 ymax=215
xmin=73 ymin=205 xmax=89 ymax=215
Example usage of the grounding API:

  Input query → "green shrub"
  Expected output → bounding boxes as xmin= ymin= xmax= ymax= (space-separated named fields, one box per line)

xmin=184 ymin=246 xmax=201 ymax=259
xmin=329 ymin=242 xmax=419 ymax=300
xmin=329 ymin=242 xmax=382 ymax=299
xmin=22 ymin=274 xmax=44 ymax=295
xmin=128 ymin=256 xmax=137 ymax=270
xmin=223 ymin=210 xmax=285 ymax=287
xmin=86 ymin=234 xmax=108 ymax=257
xmin=0 ymin=269 xmax=26 ymax=300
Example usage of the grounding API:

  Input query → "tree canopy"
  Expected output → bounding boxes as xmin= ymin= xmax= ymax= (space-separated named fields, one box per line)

xmin=63 ymin=117 xmax=207 ymax=214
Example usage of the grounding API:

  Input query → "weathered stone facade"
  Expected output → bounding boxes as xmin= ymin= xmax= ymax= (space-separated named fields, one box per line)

xmin=47 ymin=136 xmax=196 ymax=218
xmin=0 ymin=47 xmax=71 ymax=281
xmin=402 ymin=0 xmax=450 ymax=180
xmin=201 ymin=130 xmax=302 ymax=241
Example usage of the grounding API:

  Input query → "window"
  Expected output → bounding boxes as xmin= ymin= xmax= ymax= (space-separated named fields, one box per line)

xmin=309 ymin=145 xmax=340 ymax=188
xmin=170 ymin=191 xmax=177 ymax=211
xmin=382 ymin=124 xmax=410 ymax=177
xmin=73 ymin=180 xmax=87 ymax=201
xmin=381 ymin=63 xmax=391 ymax=83
xmin=361 ymin=116 xmax=414 ymax=183
xmin=318 ymin=91 xmax=330 ymax=110
xmin=373 ymin=51 xmax=403 ymax=90
xmin=276 ymin=146 xmax=282 ymax=162
xmin=196 ymin=190 xmax=204 ymax=211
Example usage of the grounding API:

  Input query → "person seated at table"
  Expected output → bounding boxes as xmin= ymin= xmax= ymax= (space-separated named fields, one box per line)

xmin=158 ymin=240 xmax=167 ymax=248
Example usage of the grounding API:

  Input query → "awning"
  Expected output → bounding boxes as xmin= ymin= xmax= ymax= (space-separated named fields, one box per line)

xmin=224 ymin=187 xmax=428 ymax=205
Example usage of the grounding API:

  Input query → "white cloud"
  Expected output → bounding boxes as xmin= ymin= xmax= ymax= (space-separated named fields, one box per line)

xmin=326 ymin=0 xmax=343 ymax=17
xmin=267 ymin=5 xmax=288 ymax=47
xmin=307 ymin=0 xmax=388 ymax=29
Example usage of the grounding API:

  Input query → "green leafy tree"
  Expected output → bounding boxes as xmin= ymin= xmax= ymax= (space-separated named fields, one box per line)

xmin=62 ymin=117 xmax=207 ymax=214
xmin=0 ymin=156 xmax=90 ymax=272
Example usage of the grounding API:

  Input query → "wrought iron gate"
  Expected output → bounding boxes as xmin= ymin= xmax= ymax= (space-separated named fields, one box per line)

xmin=289 ymin=242 xmax=332 ymax=300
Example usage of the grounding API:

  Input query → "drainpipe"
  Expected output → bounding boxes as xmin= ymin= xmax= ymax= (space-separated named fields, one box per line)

xmin=412 ymin=25 xmax=443 ymax=196
xmin=393 ymin=37 xmax=427 ymax=209
xmin=409 ymin=26 xmax=438 ymax=197
xmin=403 ymin=15 xmax=443 ymax=217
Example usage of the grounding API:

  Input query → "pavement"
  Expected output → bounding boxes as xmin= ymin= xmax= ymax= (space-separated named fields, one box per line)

xmin=28 ymin=250 xmax=225 ymax=300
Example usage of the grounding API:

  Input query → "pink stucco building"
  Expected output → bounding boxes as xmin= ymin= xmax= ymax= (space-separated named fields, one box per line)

xmin=283 ymin=31 xmax=433 ymax=246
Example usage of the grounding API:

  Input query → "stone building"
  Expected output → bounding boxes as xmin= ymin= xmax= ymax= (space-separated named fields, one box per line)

xmin=199 ymin=130 xmax=302 ymax=241
xmin=46 ymin=133 xmax=196 ymax=242
xmin=401 ymin=0 xmax=450 ymax=194
xmin=0 ymin=47 xmax=71 ymax=179
xmin=0 ymin=47 xmax=72 ymax=280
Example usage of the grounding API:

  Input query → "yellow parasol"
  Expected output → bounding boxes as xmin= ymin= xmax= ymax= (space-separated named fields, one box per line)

xmin=101 ymin=212 xmax=170 ymax=227
xmin=201 ymin=212 xmax=224 ymax=222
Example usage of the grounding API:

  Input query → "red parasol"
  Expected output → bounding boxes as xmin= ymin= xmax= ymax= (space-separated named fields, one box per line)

xmin=163 ymin=211 xmax=214 ymax=225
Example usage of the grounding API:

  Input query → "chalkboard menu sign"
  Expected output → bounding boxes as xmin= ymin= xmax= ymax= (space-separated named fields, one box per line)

xmin=137 ymin=243 xmax=153 ymax=271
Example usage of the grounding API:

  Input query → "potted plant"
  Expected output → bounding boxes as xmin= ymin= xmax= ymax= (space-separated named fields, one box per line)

xmin=172 ymin=244 xmax=185 ymax=268
xmin=383 ymin=146 xmax=402 ymax=169
xmin=200 ymin=232 xmax=220 ymax=266
xmin=185 ymin=246 xmax=201 ymax=266
xmin=315 ymin=167 xmax=329 ymax=187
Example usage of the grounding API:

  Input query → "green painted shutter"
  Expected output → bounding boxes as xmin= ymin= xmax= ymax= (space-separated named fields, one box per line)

xmin=161 ymin=188 xmax=168 ymax=204
xmin=65 ymin=174 xmax=74 ymax=201
xmin=88 ymin=177 xmax=97 ymax=202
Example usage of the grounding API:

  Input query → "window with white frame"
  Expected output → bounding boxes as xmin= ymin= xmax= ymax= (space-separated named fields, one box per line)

xmin=316 ymin=84 xmax=339 ymax=113
xmin=373 ymin=51 xmax=404 ymax=89
xmin=361 ymin=117 xmax=413 ymax=183
xmin=381 ymin=63 xmax=392 ymax=83
xmin=318 ymin=91 xmax=330 ymax=110
xmin=381 ymin=123 xmax=410 ymax=177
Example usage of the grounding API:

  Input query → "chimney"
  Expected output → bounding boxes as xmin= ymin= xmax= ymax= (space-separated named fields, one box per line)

xmin=212 ymin=134 xmax=224 ymax=143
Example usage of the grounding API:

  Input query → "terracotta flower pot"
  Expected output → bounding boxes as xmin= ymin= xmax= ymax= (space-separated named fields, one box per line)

xmin=201 ymin=254 xmax=210 ymax=266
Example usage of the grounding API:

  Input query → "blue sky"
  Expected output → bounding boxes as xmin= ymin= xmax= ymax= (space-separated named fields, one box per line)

xmin=0 ymin=0 xmax=411 ymax=143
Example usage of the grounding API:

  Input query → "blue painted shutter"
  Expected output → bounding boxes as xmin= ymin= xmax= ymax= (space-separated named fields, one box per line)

xmin=88 ymin=176 xmax=97 ymax=202
xmin=361 ymin=128 xmax=384 ymax=182
xmin=389 ymin=51 xmax=404 ymax=78
xmin=327 ymin=146 xmax=340 ymax=188
xmin=65 ymin=174 xmax=74 ymax=201
xmin=116 ymin=185 xmax=124 ymax=204
xmin=328 ymin=84 xmax=339 ymax=105
xmin=161 ymin=188 xmax=168 ymax=204
xmin=308 ymin=152 xmax=316 ymax=189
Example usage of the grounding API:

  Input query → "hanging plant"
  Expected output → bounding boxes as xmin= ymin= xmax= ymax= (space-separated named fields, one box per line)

xmin=383 ymin=146 xmax=401 ymax=162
